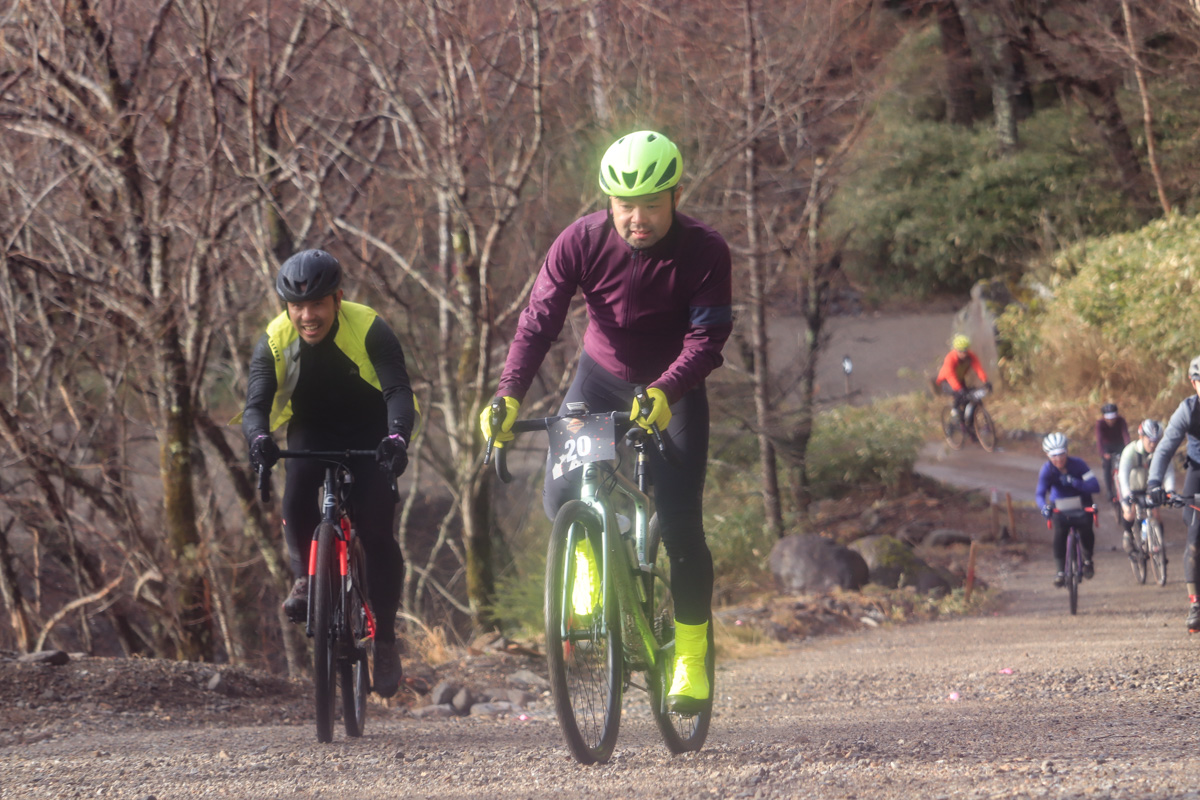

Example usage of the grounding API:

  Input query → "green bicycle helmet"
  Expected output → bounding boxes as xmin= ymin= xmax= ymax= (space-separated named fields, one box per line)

xmin=598 ymin=131 xmax=683 ymax=197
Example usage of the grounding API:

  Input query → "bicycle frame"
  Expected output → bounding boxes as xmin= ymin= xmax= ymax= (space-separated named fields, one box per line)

xmin=557 ymin=436 xmax=662 ymax=676
xmin=303 ymin=460 xmax=376 ymax=642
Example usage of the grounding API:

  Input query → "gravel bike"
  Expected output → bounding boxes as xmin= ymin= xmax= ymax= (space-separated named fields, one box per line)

xmin=484 ymin=392 xmax=713 ymax=764
xmin=941 ymin=385 xmax=996 ymax=452
xmin=259 ymin=450 xmax=376 ymax=743
xmin=1126 ymin=491 xmax=1167 ymax=586
xmin=1049 ymin=506 xmax=1095 ymax=616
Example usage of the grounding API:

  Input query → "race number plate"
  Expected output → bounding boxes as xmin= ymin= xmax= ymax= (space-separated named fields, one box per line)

xmin=549 ymin=415 xmax=616 ymax=480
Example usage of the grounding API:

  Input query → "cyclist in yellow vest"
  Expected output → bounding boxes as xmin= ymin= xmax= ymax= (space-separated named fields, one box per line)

xmin=241 ymin=249 xmax=417 ymax=698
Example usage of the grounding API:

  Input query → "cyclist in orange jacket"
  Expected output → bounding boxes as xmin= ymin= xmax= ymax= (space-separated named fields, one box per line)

xmin=936 ymin=334 xmax=991 ymax=421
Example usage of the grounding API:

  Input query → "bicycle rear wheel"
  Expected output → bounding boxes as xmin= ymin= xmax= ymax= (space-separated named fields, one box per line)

xmin=340 ymin=534 xmax=370 ymax=737
xmin=941 ymin=407 xmax=965 ymax=450
xmin=1148 ymin=518 xmax=1167 ymax=586
xmin=1066 ymin=532 xmax=1079 ymax=616
xmin=645 ymin=516 xmax=712 ymax=754
xmin=973 ymin=406 xmax=996 ymax=452
xmin=312 ymin=522 xmax=338 ymax=743
xmin=545 ymin=501 xmax=622 ymax=764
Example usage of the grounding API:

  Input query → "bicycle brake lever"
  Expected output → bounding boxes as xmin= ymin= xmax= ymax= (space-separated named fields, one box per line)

xmin=257 ymin=464 xmax=272 ymax=503
xmin=483 ymin=398 xmax=516 ymax=483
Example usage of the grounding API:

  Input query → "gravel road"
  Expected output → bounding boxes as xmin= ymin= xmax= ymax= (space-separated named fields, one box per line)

xmin=5 ymin=512 xmax=1199 ymax=800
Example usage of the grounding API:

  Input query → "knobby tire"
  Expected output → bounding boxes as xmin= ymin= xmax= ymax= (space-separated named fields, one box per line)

xmin=340 ymin=533 xmax=370 ymax=737
xmin=1132 ymin=520 xmax=1148 ymax=584
xmin=1067 ymin=531 xmax=1080 ymax=616
xmin=545 ymin=501 xmax=622 ymax=764
xmin=1148 ymin=518 xmax=1167 ymax=586
xmin=645 ymin=515 xmax=712 ymax=754
xmin=312 ymin=522 xmax=338 ymax=743
xmin=974 ymin=406 xmax=996 ymax=452
xmin=941 ymin=407 xmax=965 ymax=450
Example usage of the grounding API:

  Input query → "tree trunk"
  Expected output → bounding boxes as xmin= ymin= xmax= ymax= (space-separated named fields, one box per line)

xmin=158 ymin=332 xmax=212 ymax=662
xmin=0 ymin=519 xmax=35 ymax=652
xmin=1119 ymin=0 xmax=1171 ymax=216
xmin=1076 ymin=79 xmax=1148 ymax=205
xmin=934 ymin=0 xmax=978 ymax=126
xmin=743 ymin=0 xmax=783 ymax=538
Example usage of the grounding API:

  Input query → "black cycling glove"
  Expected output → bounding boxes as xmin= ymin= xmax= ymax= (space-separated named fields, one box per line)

xmin=376 ymin=434 xmax=409 ymax=478
xmin=249 ymin=434 xmax=280 ymax=471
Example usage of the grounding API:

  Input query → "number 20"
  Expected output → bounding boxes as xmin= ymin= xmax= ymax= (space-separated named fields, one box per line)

xmin=564 ymin=436 xmax=593 ymax=460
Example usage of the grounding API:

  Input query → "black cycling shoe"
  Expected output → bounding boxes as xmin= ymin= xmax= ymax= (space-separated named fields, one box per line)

xmin=282 ymin=577 xmax=308 ymax=623
xmin=373 ymin=639 xmax=403 ymax=698
xmin=1187 ymin=604 xmax=1200 ymax=635
xmin=1053 ymin=572 xmax=1065 ymax=588
xmin=1082 ymin=560 xmax=1095 ymax=580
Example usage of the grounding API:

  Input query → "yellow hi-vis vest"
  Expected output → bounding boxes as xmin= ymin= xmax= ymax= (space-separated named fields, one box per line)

xmin=263 ymin=301 xmax=382 ymax=431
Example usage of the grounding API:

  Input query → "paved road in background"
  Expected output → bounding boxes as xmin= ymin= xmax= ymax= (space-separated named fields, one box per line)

xmin=916 ymin=440 xmax=1045 ymax=502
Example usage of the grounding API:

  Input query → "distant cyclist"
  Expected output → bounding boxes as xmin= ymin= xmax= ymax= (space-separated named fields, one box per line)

xmin=240 ymin=249 xmax=417 ymax=697
xmin=1146 ymin=354 xmax=1200 ymax=634
xmin=1118 ymin=419 xmax=1171 ymax=556
xmin=1036 ymin=432 xmax=1100 ymax=587
xmin=935 ymin=334 xmax=991 ymax=423
xmin=1096 ymin=402 xmax=1131 ymax=511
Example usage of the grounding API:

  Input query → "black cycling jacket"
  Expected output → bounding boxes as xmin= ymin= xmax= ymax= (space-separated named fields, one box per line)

xmin=242 ymin=314 xmax=416 ymax=446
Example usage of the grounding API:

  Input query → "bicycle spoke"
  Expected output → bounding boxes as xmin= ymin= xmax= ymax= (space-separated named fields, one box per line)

xmin=545 ymin=502 xmax=621 ymax=764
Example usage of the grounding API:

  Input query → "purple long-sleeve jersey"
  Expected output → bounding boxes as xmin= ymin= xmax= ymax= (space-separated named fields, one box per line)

xmin=497 ymin=210 xmax=733 ymax=404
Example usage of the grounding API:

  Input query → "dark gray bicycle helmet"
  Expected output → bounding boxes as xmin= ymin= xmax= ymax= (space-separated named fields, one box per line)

xmin=1101 ymin=402 xmax=1118 ymax=418
xmin=276 ymin=249 xmax=342 ymax=303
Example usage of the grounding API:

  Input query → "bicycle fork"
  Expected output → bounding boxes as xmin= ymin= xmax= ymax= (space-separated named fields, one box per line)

xmin=561 ymin=463 xmax=661 ymax=673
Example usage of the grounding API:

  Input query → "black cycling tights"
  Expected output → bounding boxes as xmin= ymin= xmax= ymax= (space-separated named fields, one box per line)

xmin=1181 ymin=467 xmax=1200 ymax=585
xmin=283 ymin=427 xmax=403 ymax=642
xmin=543 ymin=352 xmax=715 ymax=627
xmin=1051 ymin=512 xmax=1095 ymax=571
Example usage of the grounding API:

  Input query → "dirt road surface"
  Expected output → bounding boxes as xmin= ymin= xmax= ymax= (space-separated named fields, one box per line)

xmin=7 ymin=310 xmax=1200 ymax=798
xmin=5 ymin=489 xmax=1200 ymax=798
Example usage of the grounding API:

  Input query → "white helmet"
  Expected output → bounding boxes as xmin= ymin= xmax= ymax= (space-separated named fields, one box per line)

xmin=1042 ymin=432 xmax=1068 ymax=456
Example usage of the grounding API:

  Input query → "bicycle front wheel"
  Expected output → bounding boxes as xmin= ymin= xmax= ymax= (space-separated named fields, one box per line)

xmin=1066 ymin=532 xmax=1080 ymax=616
xmin=941 ymin=407 xmax=965 ymax=450
xmin=645 ymin=515 xmax=712 ymax=754
xmin=1148 ymin=518 xmax=1167 ymax=586
xmin=312 ymin=522 xmax=339 ymax=743
xmin=1131 ymin=521 xmax=1148 ymax=584
xmin=341 ymin=534 xmax=370 ymax=738
xmin=545 ymin=500 xmax=622 ymax=764
xmin=973 ymin=406 xmax=996 ymax=452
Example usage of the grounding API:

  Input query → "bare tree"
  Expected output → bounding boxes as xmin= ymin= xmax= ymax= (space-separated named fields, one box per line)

xmin=308 ymin=0 xmax=548 ymax=628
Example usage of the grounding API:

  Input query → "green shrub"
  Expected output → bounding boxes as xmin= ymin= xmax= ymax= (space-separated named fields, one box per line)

xmin=826 ymin=27 xmax=1144 ymax=297
xmin=806 ymin=401 xmax=925 ymax=499
xmin=997 ymin=212 xmax=1200 ymax=404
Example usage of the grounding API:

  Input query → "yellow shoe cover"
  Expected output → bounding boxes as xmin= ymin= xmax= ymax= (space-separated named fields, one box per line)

xmin=667 ymin=619 xmax=710 ymax=713
xmin=571 ymin=537 xmax=601 ymax=618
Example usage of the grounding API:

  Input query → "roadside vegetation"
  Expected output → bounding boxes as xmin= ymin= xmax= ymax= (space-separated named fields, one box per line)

xmin=4 ymin=1 xmax=1199 ymax=674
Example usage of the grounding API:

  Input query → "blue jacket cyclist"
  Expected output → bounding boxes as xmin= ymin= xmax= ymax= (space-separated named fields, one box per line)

xmin=481 ymin=131 xmax=732 ymax=715
xmin=240 ymin=249 xmax=417 ymax=698
xmin=1036 ymin=432 xmax=1100 ymax=587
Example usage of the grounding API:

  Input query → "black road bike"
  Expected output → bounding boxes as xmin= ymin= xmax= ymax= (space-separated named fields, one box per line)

xmin=260 ymin=450 xmax=376 ymax=743
xmin=941 ymin=385 xmax=996 ymax=452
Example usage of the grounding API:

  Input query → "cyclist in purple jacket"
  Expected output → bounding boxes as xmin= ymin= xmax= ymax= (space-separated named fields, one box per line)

xmin=480 ymin=131 xmax=732 ymax=714
xmin=1096 ymin=402 xmax=1130 ymax=510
